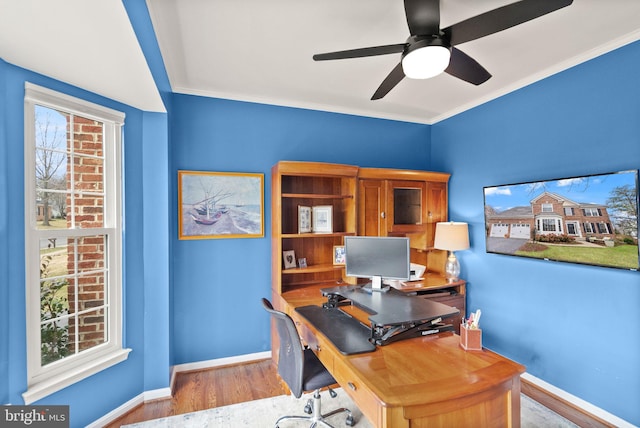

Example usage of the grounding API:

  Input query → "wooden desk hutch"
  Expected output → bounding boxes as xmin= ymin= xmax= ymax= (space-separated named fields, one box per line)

xmin=270 ymin=160 xmax=465 ymax=320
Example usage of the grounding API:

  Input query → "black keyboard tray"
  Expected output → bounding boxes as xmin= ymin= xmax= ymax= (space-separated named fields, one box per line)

xmin=295 ymin=305 xmax=376 ymax=355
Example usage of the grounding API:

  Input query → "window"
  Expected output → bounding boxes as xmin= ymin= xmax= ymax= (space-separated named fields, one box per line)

xmin=23 ymin=83 xmax=129 ymax=404
xmin=542 ymin=218 xmax=557 ymax=232
xmin=583 ymin=207 xmax=600 ymax=216
xmin=542 ymin=203 xmax=553 ymax=213
xmin=564 ymin=207 xmax=574 ymax=216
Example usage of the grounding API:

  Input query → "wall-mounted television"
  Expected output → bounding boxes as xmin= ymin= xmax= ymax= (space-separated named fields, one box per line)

xmin=483 ymin=170 xmax=639 ymax=271
xmin=345 ymin=236 xmax=410 ymax=291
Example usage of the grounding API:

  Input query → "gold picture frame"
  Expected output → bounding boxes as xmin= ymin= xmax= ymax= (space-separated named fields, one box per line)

xmin=178 ymin=170 xmax=264 ymax=240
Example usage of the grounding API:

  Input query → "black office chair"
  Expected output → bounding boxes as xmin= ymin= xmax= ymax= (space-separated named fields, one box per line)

xmin=261 ymin=298 xmax=355 ymax=428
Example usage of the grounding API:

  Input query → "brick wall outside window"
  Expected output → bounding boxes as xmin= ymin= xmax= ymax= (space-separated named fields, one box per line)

xmin=65 ymin=116 xmax=106 ymax=353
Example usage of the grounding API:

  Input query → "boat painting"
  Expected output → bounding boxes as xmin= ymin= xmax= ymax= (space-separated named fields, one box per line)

xmin=178 ymin=170 xmax=264 ymax=239
xmin=190 ymin=211 xmax=222 ymax=225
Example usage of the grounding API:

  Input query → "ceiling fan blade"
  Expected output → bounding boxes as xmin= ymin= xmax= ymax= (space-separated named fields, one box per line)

xmin=443 ymin=0 xmax=573 ymax=46
xmin=445 ymin=47 xmax=491 ymax=85
xmin=371 ymin=62 xmax=405 ymax=100
xmin=404 ymin=0 xmax=440 ymax=36
xmin=313 ymin=44 xmax=406 ymax=61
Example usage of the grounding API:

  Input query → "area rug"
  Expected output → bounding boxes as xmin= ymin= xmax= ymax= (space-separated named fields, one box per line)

xmin=123 ymin=389 xmax=578 ymax=428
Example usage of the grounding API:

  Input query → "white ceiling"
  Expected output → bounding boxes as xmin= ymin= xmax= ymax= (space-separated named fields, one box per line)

xmin=147 ymin=0 xmax=640 ymax=123
xmin=2 ymin=1 xmax=640 ymax=124
xmin=0 ymin=0 xmax=165 ymax=112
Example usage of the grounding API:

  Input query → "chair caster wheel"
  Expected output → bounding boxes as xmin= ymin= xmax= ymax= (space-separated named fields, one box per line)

xmin=304 ymin=400 xmax=312 ymax=414
xmin=346 ymin=415 xmax=356 ymax=426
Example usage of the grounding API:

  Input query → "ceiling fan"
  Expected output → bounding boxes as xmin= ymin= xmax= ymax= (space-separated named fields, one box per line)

xmin=313 ymin=0 xmax=573 ymax=100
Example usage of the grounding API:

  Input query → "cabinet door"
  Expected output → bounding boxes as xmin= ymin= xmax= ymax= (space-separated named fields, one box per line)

xmin=426 ymin=181 xmax=447 ymax=247
xmin=386 ymin=180 xmax=426 ymax=233
xmin=358 ymin=179 xmax=386 ymax=236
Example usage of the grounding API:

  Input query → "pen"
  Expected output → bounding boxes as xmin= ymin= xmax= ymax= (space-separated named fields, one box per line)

xmin=472 ymin=309 xmax=481 ymax=329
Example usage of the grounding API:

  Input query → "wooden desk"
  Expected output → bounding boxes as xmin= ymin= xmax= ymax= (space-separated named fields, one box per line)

xmin=277 ymin=286 xmax=525 ymax=428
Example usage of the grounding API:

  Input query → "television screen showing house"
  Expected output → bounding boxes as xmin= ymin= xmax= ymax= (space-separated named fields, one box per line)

xmin=483 ymin=170 xmax=639 ymax=271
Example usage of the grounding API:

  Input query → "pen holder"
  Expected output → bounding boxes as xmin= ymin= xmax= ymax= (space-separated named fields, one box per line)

xmin=460 ymin=325 xmax=482 ymax=351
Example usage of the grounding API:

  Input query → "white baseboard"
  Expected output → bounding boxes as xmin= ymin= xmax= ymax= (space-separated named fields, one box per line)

xmin=87 ymin=387 xmax=171 ymax=428
xmin=521 ymin=372 xmax=634 ymax=428
xmin=86 ymin=393 xmax=143 ymax=428
xmin=172 ymin=350 xmax=272 ymax=374
xmin=143 ymin=387 xmax=172 ymax=402
xmin=88 ymin=351 xmax=271 ymax=428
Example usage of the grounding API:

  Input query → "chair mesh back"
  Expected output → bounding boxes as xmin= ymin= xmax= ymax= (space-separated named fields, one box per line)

xmin=261 ymin=298 xmax=304 ymax=398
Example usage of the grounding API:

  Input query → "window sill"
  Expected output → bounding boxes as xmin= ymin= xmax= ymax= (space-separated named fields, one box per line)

xmin=22 ymin=348 xmax=131 ymax=404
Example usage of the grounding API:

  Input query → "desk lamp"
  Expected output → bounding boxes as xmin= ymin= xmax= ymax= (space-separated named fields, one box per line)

xmin=434 ymin=222 xmax=470 ymax=283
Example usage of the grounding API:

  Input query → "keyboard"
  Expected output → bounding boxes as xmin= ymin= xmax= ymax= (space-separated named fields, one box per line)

xmin=295 ymin=305 xmax=376 ymax=355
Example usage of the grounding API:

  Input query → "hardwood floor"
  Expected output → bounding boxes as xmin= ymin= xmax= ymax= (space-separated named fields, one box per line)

xmin=102 ymin=358 xmax=609 ymax=428
xmin=104 ymin=359 xmax=287 ymax=427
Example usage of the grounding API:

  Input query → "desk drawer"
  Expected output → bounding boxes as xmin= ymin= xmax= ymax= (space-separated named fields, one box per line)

xmin=292 ymin=315 xmax=334 ymax=369
xmin=332 ymin=357 xmax=380 ymax=427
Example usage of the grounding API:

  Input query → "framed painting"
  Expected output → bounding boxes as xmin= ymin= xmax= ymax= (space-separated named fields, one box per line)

xmin=178 ymin=170 xmax=264 ymax=240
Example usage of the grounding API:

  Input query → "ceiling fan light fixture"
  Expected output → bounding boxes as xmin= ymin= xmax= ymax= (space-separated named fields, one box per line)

xmin=402 ymin=38 xmax=451 ymax=80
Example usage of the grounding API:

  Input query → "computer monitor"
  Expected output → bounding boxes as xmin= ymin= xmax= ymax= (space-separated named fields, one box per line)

xmin=344 ymin=236 xmax=410 ymax=292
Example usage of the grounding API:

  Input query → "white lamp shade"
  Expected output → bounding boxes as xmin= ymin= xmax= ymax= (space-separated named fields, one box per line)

xmin=402 ymin=45 xmax=451 ymax=79
xmin=434 ymin=222 xmax=470 ymax=251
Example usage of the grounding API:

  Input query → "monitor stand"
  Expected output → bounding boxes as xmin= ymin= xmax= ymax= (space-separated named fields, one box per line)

xmin=361 ymin=276 xmax=390 ymax=293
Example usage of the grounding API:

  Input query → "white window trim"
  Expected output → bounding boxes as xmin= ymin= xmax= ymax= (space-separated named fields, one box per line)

xmin=23 ymin=83 xmax=130 ymax=404
xmin=538 ymin=216 xmax=563 ymax=234
xmin=597 ymin=222 xmax=611 ymax=234
xmin=584 ymin=207 xmax=600 ymax=216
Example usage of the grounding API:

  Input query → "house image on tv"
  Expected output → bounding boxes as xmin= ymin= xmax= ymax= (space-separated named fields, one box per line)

xmin=486 ymin=191 xmax=615 ymax=241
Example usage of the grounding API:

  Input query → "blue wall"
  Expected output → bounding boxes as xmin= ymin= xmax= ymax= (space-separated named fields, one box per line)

xmin=0 ymin=59 xmax=171 ymax=426
xmin=432 ymin=41 xmax=640 ymax=425
xmin=169 ymin=94 xmax=431 ymax=364
xmin=122 ymin=0 xmax=172 ymax=393
xmin=0 ymin=58 xmax=10 ymax=406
